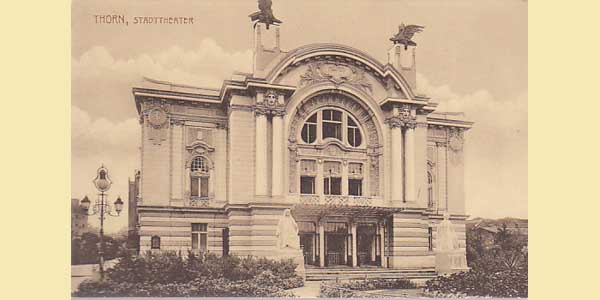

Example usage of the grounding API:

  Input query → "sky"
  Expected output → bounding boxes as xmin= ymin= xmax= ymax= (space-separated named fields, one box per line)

xmin=71 ymin=0 xmax=527 ymax=232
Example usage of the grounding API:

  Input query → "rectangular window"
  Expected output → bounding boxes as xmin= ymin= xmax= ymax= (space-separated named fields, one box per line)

xmin=200 ymin=177 xmax=209 ymax=197
xmin=191 ymin=177 xmax=209 ymax=197
xmin=324 ymin=177 xmax=342 ymax=195
xmin=300 ymin=176 xmax=316 ymax=194
xmin=428 ymin=227 xmax=433 ymax=251
xmin=192 ymin=223 xmax=208 ymax=252
xmin=348 ymin=179 xmax=362 ymax=196
xmin=323 ymin=110 xmax=342 ymax=121
xmin=322 ymin=110 xmax=342 ymax=140
xmin=191 ymin=177 xmax=199 ymax=197
xmin=322 ymin=122 xmax=342 ymax=140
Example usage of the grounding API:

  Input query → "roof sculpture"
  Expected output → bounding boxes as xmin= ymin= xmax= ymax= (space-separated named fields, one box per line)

xmin=249 ymin=0 xmax=282 ymax=29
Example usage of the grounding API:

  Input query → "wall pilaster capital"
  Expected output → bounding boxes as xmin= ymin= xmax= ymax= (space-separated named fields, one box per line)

xmin=448 ymin=127 xmax=465 ymax=152
xmin=385 ymin=115 xmax=417 ymax=129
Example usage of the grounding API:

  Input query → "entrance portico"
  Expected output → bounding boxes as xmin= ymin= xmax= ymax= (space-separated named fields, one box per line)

xmin=293 ymin=205 xmax=394 ymax=268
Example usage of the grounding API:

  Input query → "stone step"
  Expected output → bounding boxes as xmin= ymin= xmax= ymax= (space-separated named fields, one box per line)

xmin=306 ymin=273 xmax=437 ymax=281
xmin=305 ymin=268 xmax=435 ymax=274
xmin=305 ymin=268 xmax=438 ymax=281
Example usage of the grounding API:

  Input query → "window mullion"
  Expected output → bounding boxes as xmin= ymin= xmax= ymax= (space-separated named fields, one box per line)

xmin=317 ymin=111 xmax=323 ymax=143
xmin=342 ymin=113 xmax=348 ymax=145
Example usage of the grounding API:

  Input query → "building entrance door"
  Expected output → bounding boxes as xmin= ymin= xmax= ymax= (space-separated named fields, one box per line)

xmin=325 ymin=234 xmax=346 ymax=266
xmin=299 ymin=233 xmax=316 ymax=265
xmin=357 ymin=223 xmax=377 ymax=266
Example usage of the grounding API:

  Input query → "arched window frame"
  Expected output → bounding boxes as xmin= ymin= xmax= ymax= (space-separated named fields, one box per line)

xmin=299 ymin=108 xmax=365 ymax=148
xmin=188 ymin=155 xmax=213 ymax=199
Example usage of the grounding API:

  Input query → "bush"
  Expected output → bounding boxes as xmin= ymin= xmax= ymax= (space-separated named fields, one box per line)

xmin=425 ymin=222 xmax=528 ymax=297
xmin=74 ymin=252 xmax=303 ymax=297
xmin=425 ymin=269 xmax=527 ymax=298
xmin=320 ymin=278 xmax=417 ymax=298
xmin=71 ymin=232 xmax=125 ymax=265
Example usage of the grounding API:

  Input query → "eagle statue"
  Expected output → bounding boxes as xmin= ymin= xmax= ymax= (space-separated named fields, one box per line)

xmin=390 ymin=23 xmax=425 ymax=49
xmin=249 ymin=0 xmax=282 ymax=29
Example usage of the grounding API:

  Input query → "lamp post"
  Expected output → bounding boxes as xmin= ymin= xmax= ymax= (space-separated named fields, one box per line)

xmin=80 ymin=165 xmax=123 ymax=280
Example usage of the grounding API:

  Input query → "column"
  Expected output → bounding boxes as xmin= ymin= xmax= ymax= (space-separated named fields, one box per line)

xmin=255 ymin=113 xmax=268 ymax=195
xmin=351 ymin=222 xmax=358 ymax=267
xmin=316 ymin=160 xmax=324 ymax=197
xmin=341 ymin=161 xmax=348 ymax=196
xmin=391 ymin=126 xmax=404 ymax=202
xmin=379 ymin=222 xmax=386 ymax=267
xmin=319 ymin=221 xmax=325 ymax=267
xmin=436 ymin=142 xmax=447 ymax=211
xmin=405 ymin=127 xmax=416 ymax=202
xmin=271 ymin=115 xmax=284 ymax=196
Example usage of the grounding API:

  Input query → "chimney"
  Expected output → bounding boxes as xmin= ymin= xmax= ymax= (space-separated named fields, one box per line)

xmin=388 ymin=44 xmax=417 ymax=90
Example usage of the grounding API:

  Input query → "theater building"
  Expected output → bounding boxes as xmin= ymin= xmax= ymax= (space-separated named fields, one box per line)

xmin=129 ymin=22 xmax=472 ymax=271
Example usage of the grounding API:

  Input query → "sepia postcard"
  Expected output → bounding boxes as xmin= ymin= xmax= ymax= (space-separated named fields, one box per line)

xmin=71 ymin=0 xmax=527 ymax=298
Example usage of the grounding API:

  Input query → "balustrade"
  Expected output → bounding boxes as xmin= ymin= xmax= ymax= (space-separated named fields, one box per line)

xmin=298 ymin=194 xmax=380 ymax=207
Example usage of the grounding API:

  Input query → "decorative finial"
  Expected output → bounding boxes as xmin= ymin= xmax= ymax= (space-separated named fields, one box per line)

xmin=390 ymin=23 xmax=425 ymax=50
xmin=249 ymin=0 xmax=282 ymax=30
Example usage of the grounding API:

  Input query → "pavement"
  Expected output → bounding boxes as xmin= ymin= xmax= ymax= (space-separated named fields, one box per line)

xmin=289 ymin=281 xmax=322 ymax=298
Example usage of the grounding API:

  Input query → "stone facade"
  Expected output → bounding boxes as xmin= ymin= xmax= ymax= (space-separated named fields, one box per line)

xmin=130 ymin=24 xmax=472 ymax=272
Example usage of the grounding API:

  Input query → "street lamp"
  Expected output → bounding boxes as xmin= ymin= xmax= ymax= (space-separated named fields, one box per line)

xmin=80 ymin=164 xmax=123 ymax=280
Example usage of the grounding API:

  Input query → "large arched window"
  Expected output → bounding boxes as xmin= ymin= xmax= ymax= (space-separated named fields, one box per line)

xmin=299 ymin=108 xmax=363 ymax=147
xmin=190 ymin=156 xmax=209 ymax=198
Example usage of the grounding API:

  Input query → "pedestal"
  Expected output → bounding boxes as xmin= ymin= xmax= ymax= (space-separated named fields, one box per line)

xmin=435 ymin=250 xmax=469 ymax=275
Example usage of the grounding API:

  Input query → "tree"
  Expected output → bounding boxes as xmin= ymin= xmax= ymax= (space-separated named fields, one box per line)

xmin=72 ymin=232 xmax=126 ymax=265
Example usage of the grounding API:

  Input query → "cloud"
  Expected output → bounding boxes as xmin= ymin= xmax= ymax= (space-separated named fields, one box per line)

xmin=71 ymin=106 xmax=140 ymax=232
xmin=72 ymin=38 xmax=253 ymax=121
xmin=72 ymin=39 xmax=253 ymax=232
xmin=418 ymin=73 xmax=528 ymax=219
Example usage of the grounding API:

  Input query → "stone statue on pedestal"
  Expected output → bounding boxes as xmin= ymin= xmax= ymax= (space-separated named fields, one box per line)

xmin=435 ymin=213 xmax=469 ymax=274
xmin=276 ymin=209 xmax=301 ymax=249
xmin=275 ymin=209 xmax=305 ymax=281
xmin=437 ymin=214 xmax=460 ymax=251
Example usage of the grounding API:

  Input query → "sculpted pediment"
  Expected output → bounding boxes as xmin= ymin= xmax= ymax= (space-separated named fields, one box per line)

xmin=268 ymin=44 xmax=413 ymax=100
xmin=299 ymin=62 xmax=372 ymax=94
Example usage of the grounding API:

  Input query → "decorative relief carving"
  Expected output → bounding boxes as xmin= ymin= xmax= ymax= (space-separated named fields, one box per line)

xmin=254 ymin=89 xmax=286 ymax=116
xmin=428 ymin=125 xmax=448 ymax=143
xmin=448 ymin=128 xmax=464 ymax=152
xmin=188 ymin=197 xmax=210 ymax=207
xmin=299 ymin=62 xmax=373 ymax=94
xmin=385 ymin=104 xmax=417 ymax=129
xmin=187 ymin=127 xmax=213 ymax=146
xmin=142 ymin=102 xmax=170 ymax=145
xmin=367 ymin=145 xmax=381 ymax=197
xmin=288 ymin=144 xmax=298 ymax=193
